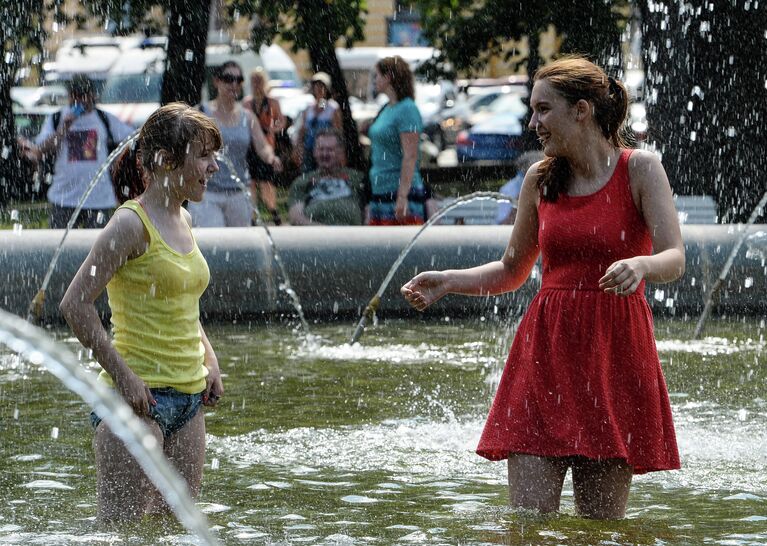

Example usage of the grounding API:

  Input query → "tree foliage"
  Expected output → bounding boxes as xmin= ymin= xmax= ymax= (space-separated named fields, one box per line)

xmin=640 ymin=0 xmax=767 ymax=222
xmin=227 ymin=0 xmax=368 ymax=170
xmin=410 ymin=1 xmax=626 ymax=81
xmin=0 ymin=0 xmax=65 ymax=203
xmin=82 ymin=0 xmax=209 ymax=106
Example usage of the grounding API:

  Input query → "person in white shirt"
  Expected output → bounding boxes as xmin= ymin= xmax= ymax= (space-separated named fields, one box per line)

xmin=19 ymin=75 xmax=134 ymax=228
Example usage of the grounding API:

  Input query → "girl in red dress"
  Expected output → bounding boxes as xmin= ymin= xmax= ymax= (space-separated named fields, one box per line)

xmin=401 ymin=56 xmax=685 ymax=519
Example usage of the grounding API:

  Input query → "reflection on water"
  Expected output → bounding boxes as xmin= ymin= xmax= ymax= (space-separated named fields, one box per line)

xmin=0 ymin=318 xmax=765 ymax=545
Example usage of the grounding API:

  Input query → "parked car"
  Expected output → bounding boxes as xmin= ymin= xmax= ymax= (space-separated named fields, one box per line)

xmin=423 ymin=88 xmax=511 ymax=150
xmin=455 ymin=94 xmax=528 ymax=163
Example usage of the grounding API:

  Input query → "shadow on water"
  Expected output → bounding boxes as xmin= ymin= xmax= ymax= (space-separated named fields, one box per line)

xmin=0 ymin=308 xmax=219 ymax=545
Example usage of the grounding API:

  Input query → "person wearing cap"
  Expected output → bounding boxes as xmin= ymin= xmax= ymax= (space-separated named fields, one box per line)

xmin=294 ymin=71 xmax=343 ymax=172
xmin=18 ymin=74 xmax=134 ymax=228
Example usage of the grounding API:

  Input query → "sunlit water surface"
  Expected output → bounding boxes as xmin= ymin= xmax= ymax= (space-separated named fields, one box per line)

xmin=0 ymin=317 xmax=765 ymax=545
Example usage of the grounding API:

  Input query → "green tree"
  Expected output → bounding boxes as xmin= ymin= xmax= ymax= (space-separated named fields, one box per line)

xmin=87 ymin=0 xmax=210 ymax=106
xmin=639 ymin=0 xmax=767 ymax=222
xmin=228 ymin=0 xmax=368 ymax=170
xmin=411 ymin=1 xmax=626 ymax=150
xmin=411 ymin=1 xmax=626 ymax=84
xmin=0 ymin=0 xmax=64 ymax=204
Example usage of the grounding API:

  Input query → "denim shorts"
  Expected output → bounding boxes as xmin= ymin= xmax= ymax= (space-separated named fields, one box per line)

xmin=90 ymin=387 xmax=203 ymax=438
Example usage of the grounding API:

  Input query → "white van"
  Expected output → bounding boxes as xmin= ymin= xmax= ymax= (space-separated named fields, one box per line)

xmin=42 ymin=36 xmax=144 ymax=94
xmin=335 ymin=46 xmax=438 ymax=100
xmin=334 ymin=46 xmax=457 ymax=128
xmin=98 ymin=37 xmax=304 ymax=126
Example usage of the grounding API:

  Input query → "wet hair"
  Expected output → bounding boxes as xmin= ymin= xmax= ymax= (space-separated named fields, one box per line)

xmin=375 ymin=56 xmax=415 ymax=101
xmin=111 ymin=102 xmax=222 ymax=203
xmin=534 ymin=56 xmax=630 ymax=202
xmin=213 ymin=60 xmax=243 ymax=79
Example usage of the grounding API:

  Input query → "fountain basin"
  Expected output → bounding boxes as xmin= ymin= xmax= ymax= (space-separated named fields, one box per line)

xmin=0 ymin=225 xmax=765 ymax=322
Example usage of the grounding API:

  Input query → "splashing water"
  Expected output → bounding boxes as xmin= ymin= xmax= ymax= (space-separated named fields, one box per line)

xmin=0 ymin=309 xmax=219 ymax=545
xmin=350 ymin=192 xmax=516 ymax=344
xmin=693 ymin=191 xmax=767 ymax=339
xmin=216 ymin=152 xmax=310 ymax=334
xmin=27 ymin=131 xmax=141 ymax=324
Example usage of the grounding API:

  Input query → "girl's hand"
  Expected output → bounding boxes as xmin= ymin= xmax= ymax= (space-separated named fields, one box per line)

xmin=395 ymin=194 xmax=409 ymax=222
xmin=202 ymin=360 xmax=224 ymax=407
xmin=115 ymin=370 xmax=155 ymax=416
xmin=271 ymin=156 xmax=283 ymax=173
xmin=401 ymin=271 xmax=450 ymax=311
xmin=598 ymin=258 xmax=647 ymax=296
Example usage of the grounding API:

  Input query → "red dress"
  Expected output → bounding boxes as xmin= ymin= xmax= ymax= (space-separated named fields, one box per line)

xmin=476 ymin=149 xmax=680 ymax=474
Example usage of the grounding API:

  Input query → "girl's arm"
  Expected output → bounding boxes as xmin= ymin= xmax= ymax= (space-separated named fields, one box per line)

xmin=293 ymin=110 xmax=308 ymax=167
xmin=332 ymin=107 xmax=343 ymax=131
xmin=599 ymin=150 xmax=685 ymax=295
xmin=245 ymin=109 xmax=280 ymax=170
xmin=59 ymin=209 xmax=155 ymax=414
xmin=402 ymin=165 xmax=542 ymax=310
xmin=180 ymin=207 xmax=224 ymax=405
xmin=270 ymin=98 xmax=286 ymax=133
xmin=395 ymin=131 xmax=419 ymax=221
xmin=199 ymin=323 xmax=223 ymax=406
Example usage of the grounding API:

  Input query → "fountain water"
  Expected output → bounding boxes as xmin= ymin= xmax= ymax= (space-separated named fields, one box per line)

xmin=350 ymin=191 xmax=516 ymax=344
xmin=26 ymin=131 xmax=140 ymax=324
xmin=0 ymin=308 xmax=219 ymax=545
xmin=216 ymin=152 xmax=310 ymax=333
xmin=693 ymin=190 xmax=767 ymax=339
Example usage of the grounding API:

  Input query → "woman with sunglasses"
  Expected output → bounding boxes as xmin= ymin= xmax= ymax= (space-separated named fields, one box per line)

xmin=189 ymin=61 xmax=282 ymax=227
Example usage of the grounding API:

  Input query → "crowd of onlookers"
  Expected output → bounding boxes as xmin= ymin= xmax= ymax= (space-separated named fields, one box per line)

xmin=17 ymin=57 xmax=531 ymax=229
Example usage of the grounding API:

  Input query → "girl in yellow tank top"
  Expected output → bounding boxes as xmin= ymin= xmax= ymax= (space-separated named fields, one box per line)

xmin=60 ymin=103 xmax=224 ymax=522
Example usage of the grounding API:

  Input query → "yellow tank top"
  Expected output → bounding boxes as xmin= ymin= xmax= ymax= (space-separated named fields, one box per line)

xmin=102 ymin=200 xmax=210 ymax=394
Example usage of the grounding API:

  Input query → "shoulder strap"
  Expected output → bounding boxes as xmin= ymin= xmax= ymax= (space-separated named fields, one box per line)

xmin=119 ymin=200 xmax=158 ymax=244
xmin=95 ymin=109 xmax=117 ymax=154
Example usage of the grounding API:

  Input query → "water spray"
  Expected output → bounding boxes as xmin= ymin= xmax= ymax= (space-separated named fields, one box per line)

xmin=27 ymin=131 xmax=140 ymax=324
xmin=693 ymin=191 xmax=767 ymax=339
xmin=350 ymin=192 xmax=515 ymax=344
xmin=216 ymin=152 xmax=310 ymax=333
xmin=0 ymin=309 xmax=220 ymax=545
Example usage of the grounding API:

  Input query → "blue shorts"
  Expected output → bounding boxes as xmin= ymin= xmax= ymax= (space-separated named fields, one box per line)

xmin=90 ymin=387 xmax=203 ymax=438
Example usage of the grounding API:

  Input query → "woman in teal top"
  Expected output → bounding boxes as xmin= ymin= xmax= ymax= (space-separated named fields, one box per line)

xmin=367 ymin=56 xmax=427 ymax=225
xmin=60 ymin=103 xmax=224 ymax=522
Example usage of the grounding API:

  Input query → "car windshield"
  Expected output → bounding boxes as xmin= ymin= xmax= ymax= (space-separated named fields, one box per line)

xmin=100 ymin=73 xmax=163 ymax=104
xmin=487 ymin=93 xmax=527 ymax=116
xmin=268 ymin=70 xmax=301 ymax=87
